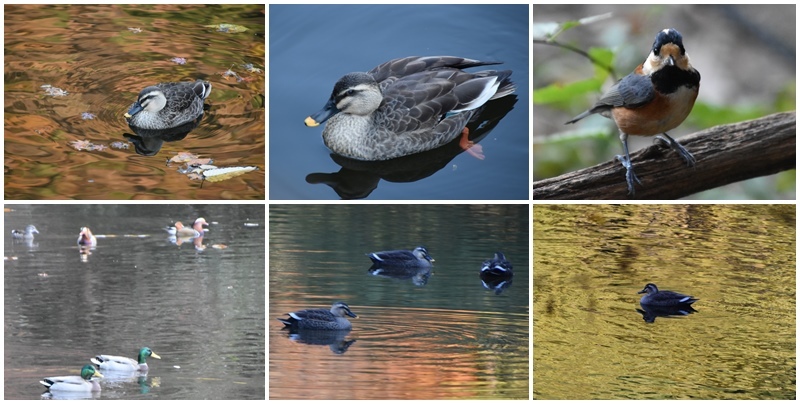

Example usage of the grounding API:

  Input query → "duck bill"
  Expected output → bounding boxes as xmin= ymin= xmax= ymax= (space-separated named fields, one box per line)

xmin=125 ymin=102 xmax=143 ymax=119
xmin=637 ymin=290 xmax=646 ymax=294
xmin=150 ymin=352 xmax=161 ymax=359
xmin=304 ymin=98 xmax=339 ymax=127
xmin=345 ymin=309 xmax=358 ymax=319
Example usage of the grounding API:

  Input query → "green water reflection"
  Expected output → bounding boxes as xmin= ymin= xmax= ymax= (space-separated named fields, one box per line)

xmin=533 ymin=204 xmax=795 ymax=399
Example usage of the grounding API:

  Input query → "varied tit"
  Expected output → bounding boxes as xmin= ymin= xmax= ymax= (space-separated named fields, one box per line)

xmin=566 ymin=28 xmax=701 ymax=195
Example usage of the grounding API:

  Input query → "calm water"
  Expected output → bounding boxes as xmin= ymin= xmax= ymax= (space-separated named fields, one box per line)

xmin=4 ymin=204 xmax=265 ymax=399
xmin=269 ymin=205 xmax=530 ymax=399
xmin=533 ymin=204 xmax=796 ymax=399
xmin=4 ymin=4 xmax=265 ymax=199
xmin=268 ymin=4 xmax=529 ymax=200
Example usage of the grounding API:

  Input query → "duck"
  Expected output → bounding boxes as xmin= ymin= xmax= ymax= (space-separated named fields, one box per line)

xmin=11 ymin=224 xmax=39 ymax=240
xmin=124 ymin=80 xmax=212 ymax=130
xmin=481 ymin=252 xmax=513 ymax=275
xmin=77 ymin=227 xmax=97 ymax=246
xmin=638 ymin=283 xmax=698 ymax=306
xmin=163 ymin=221 xmax=184 ymax=236
xmin=304 ymin=56 xmax=516 ymax=160
xmin=40 ymin=364 xmax=103 ymax=392
xmin=177 ymin=217 xmax=208 ymax=238
xmin=367 ymin=246 xmax=434 ymax=267
xmin=278 ymin=302 xmax=358 ymax=330
xmin=91 ymin=347 xmax=161 ymax=373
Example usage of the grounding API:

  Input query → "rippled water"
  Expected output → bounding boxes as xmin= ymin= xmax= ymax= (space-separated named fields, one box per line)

xmin=533 ymin=204 xmax=796 ymax=399
xmin=269 ymin=4 xmax=529 ymax=200
xmin=269 ymin=205 xmax=530 ymax=399
xmin=4 ymin=4 xmax=265 ymax=199
xmin=4 ymin=204 xmax=265 ymax=399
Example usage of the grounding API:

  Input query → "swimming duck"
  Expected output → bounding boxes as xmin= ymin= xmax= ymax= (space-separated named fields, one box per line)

xmin=367 ymin=246 xmax=434 ymax=267
xmin=180 ymin=217 xmax=208 ymax=238
xmin=11 ymin=224 xmax=39 ymax=240
xmin=278 ymin=302 xmax=358 ymax=330
xmin=163 ymin=221 xmax=184 ymax=236
xmin=638 ymin=283 xmax=698 ymax=306
xmin=124 ymin=80 xmax=212 ymax=130
xmin=77 ymin=227 xmax=97 ymax=246
xmin=481 ymin=252 xmax=513 ymax=275
xmin=40 ymin=364 xmax=103 ymax=392
xmin=305 ymin=56 xmax=516 ymax=160
xmin=91 ymin=347 xmax=161 ymax=373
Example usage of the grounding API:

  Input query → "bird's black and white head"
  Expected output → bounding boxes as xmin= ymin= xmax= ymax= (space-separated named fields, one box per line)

xmin=642 ymin=28 xmax=693 ymax=75
xmin=304 ymin=72 xmax=383 ymax=127
xmin=331 ymin=301 xmax=358 ymax=318
xmin=125 ymin=86 xmax=167 ymax=118
xmin=638 ymin=283 xmax=659 ymax=294
xmin=412 ymin=246 xmax=434 ymax=263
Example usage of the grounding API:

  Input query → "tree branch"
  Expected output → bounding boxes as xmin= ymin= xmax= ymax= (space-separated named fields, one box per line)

xmin=532 ymin=111 xmax=796 ymax=199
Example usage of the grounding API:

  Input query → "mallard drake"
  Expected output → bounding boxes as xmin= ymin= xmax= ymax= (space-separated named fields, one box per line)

xmin=304 ymin=56 xmax=515 ymax=160
xmin=91 ymin=347 xmax=161 ymax=373
xmin=367 ymin=246 xmax=434 ymax=267
xmin=11 ymin=224 xmax=39 ymax=240
xmin=40 ymin=364 xmax=103 ymax=392
xmin=638 ymin=283 xmax=698 ymax=306
xmin=278 ymin=302 xmax=358 ymax=330
xmin=77 ymin=227 xmax=97 ymax=246
xmin=481 ymin=252 xmax=513 ymax=275
xmin=124 ymin=80 xmax=212 ymax=130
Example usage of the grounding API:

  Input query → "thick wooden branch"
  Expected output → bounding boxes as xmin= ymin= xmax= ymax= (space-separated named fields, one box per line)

xmin=532 ymin=111 xmax=796 ymax=199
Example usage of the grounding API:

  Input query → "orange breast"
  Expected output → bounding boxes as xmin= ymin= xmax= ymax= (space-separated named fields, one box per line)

xmin=611 ymin=86 xmax=698 ymax=136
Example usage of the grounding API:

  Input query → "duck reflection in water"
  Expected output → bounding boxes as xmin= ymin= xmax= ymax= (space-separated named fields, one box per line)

xmin=285 ymin=329 xmax=357 ymax=355
xmin=480 ymin=252 xmax=513 ymax=295
xmin=124 ymin=113 xmax=205 ymax=156
xmin=636 ymin=283 xmax=698 ymax=323
xmin=306 ymin=93 xmax=517 ymax=200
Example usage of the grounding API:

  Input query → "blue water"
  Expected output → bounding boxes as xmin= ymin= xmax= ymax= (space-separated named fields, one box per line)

xmin=269 ymin=4 xmax=530 ymax=200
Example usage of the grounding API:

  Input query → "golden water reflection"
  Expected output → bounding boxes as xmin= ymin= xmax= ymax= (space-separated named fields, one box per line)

xmin=533 ymin=204 xmax=795 ymax=399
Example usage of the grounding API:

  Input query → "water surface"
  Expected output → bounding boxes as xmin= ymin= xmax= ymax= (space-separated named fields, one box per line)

xmin=269 ymin=205 xmax=530 ymax=399
xmin=4 ymin=204 xmax=265 ymax=399
xmin=269 ymin=4 xmax=529 ymax=200
xmin=533 ymin=204 xmax=795 ymax=399
xmin=4 ymin=4 xmax=265 ymax=199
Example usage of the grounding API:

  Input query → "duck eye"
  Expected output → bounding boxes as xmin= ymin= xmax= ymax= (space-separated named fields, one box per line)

xmin=345 ymin=89 xmax=356 ymax=96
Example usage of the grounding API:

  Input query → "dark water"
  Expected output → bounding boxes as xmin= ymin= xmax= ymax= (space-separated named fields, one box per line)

xmin=533 ymin=204 xmax=796 ymax=399
xmin=268 ymin=4 xmax=529 ymax=200
xmin=4 ymin=204 xmax=265 ymax=399
xmin=4 ymin=4 xmax=265 ymax=199
xmin=269 ymin=204 xmax=530 ymax=399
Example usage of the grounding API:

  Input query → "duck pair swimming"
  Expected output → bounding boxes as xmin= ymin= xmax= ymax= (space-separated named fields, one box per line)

xmin=40 ymin=347 xmax=160 ymax=393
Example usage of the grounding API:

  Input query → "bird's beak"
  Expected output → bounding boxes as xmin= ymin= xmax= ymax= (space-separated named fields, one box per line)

xmin=667 ymin=55 xmax=675 ymax=66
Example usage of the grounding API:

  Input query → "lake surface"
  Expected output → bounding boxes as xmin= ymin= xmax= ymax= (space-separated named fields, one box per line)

xmin=4 ymin=204 xmax=265 ymax=399
xmin=268 ymin=4 xmax=529 ymax=200
xmin=533 ymin=204 xmax=796 ymax=399
xmin=269 ymin=205 xmax=530 ymax=399
xmin=4 ymin=4 xmax=265 ymax=199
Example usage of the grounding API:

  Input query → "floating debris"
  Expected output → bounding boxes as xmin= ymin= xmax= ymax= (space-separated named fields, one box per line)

xmin=81 ymin=112 xmax=96 ymax=120
xmin=220 ymin=65 xmax=241 ymax=81
xmin=41 ymin=84 xmax=68 ymax=97
xmin=243 ymin=223 xmax=259 ymax=227
xmin=242 ymin=63 xmax=262 ymax=74
xmin=204 ymin=23 xmax=248 ymax=33
xmin=211 ymin=244 xmax=228 ymax=249
xmin=202 ymin=166 xmax=258 ymax=183
xmin=110 ymin=141 xmax=130 ymax=150
xmin=170 ymin=57 xmax=187 ymax=65
xmin=167 ymin=151 xmax=213 ymax=166
xmin=69 ymin=139 xmax=93 ymax=151
xmin=127 ymin=27 xmax=142 ymax=33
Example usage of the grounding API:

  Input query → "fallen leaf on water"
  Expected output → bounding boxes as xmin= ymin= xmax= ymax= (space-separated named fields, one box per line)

xmin=204 ymin=23 xmax=248 ymax=33
xmin=211 ymin=244 xmax=228 ymax=249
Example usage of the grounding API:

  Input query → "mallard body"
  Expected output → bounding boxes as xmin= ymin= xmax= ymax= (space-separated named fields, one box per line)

xmin=278 ymin=302 xmax=358 ymax=330
xmin=165 ymin=217 xmax=208 ymax=238
xmin=481 ymin=252 xmax=513 ymax=275
xmin=125 ymin=80 xmax=211 ymax=129
xmin=91 ymin=347 xmax=161 ymax=373
xmin=367 ymin=246 xmax=434 ymax=268
xmin=40 ymin=365 xmax=103 ymax=392
xmin=305 ymin=56 xmax=515 ymax=160
xmin=11 ymin=224 xmax=39 ymax=240
xmin=638 ymin=283 xmax=698 ymax=306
